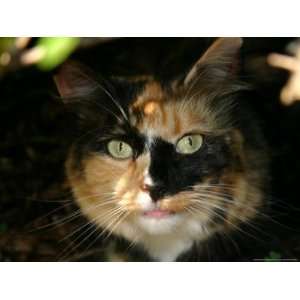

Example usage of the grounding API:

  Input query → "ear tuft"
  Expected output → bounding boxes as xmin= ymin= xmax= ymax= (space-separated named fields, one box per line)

xmin=184 ymin=37 xmax=243 ymax=87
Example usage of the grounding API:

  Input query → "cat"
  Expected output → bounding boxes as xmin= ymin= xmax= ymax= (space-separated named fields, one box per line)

xmin=54 ymin=37 xmax=269 ymax=261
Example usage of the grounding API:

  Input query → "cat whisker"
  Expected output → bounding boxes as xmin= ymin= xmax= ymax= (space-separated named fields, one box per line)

xmin=78 ymin=209 xmax=129 ymax=259
xmin=184 ymin=206 xmax=238 ymax=256
xmin=206 ymin=206 xmax=261 ymax=242
xmin=26 ymin=198 xmax=74 ymax=204
xmin=90 ymin=98 xmax=126 ymax=125
xmin=29 ymin=204 xmax=82 ymax=232
xmin=57 ymin=206 xmax=125 ymax=261
xmin=59 ymin=202 xmax=121 ymax=243
xmin=199 ymin=192 xmax=287 ymax=230
xmin=102 ymin=210 xmax=130 ymax=241
xmin=31 ymin=195 xmax=116 ymax=232
xmin=191 ymin=191 xmax=272 ymax=220
xmin=74 ymin=210 xmax=130 ymax=261
xmin=26 ymin=202 xmax=74 ymax=231
xmin=125 ymin=234 xmax=140 ymax=254
xmin=189 ymin=199 xmax=266 ymax=242
xmin=193 ymin=183 xmax=292 ymax=210
xmin=57 ymin=222 xmax=97 ymax=262
xmin=95 ymin=81 xmax=129 ymax=123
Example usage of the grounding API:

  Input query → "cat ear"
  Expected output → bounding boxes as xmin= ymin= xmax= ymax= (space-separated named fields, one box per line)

xmin=184 ymin=37 xmax=243 ymax=87
xmin=54 ymin=61 xmax=98 ymax=102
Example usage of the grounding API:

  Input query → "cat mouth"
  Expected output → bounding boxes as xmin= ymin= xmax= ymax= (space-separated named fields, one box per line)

xmin=143 ymin=209 xmax=175 ymax=219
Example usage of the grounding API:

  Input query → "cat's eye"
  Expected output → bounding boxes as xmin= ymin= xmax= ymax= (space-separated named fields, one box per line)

xmin=107 ymin=140 xmax=133 ymax=159
xmin=176 ymin=134 xmax=203 ymax=154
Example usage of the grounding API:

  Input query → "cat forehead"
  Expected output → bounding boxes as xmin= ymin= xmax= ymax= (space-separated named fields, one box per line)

xmin=128 ymin=81 xmax=220 ymax=142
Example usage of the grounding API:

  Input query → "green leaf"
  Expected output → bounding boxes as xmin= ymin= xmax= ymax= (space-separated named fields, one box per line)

xmin=264 ymin=251 xmax=281 ymax=262
xmin=36 ymin=37 xmax=80 ymax=71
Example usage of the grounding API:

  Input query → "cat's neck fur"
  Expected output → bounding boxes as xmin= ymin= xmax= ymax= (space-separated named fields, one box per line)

xmin=142 ymin=234 xmax=194 ymax=261
xmin=118 ymin=219 xmax=209 ymax=261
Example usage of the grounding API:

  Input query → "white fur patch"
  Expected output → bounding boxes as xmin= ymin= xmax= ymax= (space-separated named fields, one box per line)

xmin=118 ymin=213 xmax=208 ymax=261
xmin=143 ymin=172 xmax=153 ymax=187
xmin=143 ymin=234 xmax=193 ymax=262
xmin=136 ymin=191 xmax=155 ymax=211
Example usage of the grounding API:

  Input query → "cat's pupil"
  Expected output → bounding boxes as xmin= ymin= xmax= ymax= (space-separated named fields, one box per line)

xmin=119 ymin=142 xmax=123 ymax=152
xmin=188 ymin=137 xmax=192 ymax=146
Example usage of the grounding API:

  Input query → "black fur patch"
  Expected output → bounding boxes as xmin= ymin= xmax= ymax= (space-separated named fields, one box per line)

xmin=67 ymin=78 xmax=147 ymax=171
xmin=147 ymin=136 xmax=232 ymax=201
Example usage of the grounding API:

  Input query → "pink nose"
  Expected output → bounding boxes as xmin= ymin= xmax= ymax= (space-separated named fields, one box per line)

xmin=141 ymin=183 xmax=151 ymax=192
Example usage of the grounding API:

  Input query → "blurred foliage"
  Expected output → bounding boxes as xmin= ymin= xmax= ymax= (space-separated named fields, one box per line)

xmin=37 ymin=37 xmax=80 ymax=70
xmin=0 ymin=37 xmax=81 ymax=75
xmin=0 ymin=38 xmax=14 ymax=52
xmin=264 ymin=251 xmax=282 ymax=262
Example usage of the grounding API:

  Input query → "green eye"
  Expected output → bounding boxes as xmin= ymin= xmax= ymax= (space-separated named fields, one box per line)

xmin=107 ymin=140 xmax=133 ymax=159
xmin=176 ymin=134 xmax=203 ymax=154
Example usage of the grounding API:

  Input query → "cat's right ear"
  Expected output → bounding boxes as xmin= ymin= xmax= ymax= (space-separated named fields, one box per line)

xmin=54 ymin=61 xmax=98 ymax=102
xmin=183 ymin=37 xmax=243 ymax=87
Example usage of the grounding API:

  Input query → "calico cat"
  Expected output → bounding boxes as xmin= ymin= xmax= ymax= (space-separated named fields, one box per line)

xmin=54 ymin=37 xmax=269 ymax=261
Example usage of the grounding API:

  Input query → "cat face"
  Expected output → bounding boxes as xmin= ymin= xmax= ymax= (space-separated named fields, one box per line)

xmin=55 ymin=38 xmax=266 ymax=259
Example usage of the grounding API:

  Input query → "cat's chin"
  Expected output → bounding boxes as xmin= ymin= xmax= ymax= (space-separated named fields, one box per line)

xmin=135 ymin=211 xmax=184 ymax=235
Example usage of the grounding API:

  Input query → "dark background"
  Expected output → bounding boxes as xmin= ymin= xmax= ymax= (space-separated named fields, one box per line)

xmin=1 ymin=38 xmax=300 ymax=261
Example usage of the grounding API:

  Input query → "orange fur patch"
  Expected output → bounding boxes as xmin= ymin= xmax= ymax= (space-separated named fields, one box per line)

xmin=129 ymin=81 xmax=215 ymax=142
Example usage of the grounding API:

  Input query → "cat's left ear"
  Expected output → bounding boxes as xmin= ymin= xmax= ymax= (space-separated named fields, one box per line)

xmin=54 ymin=61 xmax=98 ymax=102
xmin=184 ymin=37 xmax=243 ymax=87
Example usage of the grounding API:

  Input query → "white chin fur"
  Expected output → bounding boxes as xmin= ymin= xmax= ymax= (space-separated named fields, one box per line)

xmin=136 ymin=213 xmax=184 ymax=235
xmin=117 ymin=213 xmax=207 ymax=261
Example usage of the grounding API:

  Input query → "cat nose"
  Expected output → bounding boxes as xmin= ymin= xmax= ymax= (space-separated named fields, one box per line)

xmin=140 ymin=181 xmax=165 ymax=202
xmin=149 ymin=186 xmax=165 ymax=203
xmin=140 ymin=174 xmax=165 ymax=202
xmin=141 ymin=173 xmax=153 ymax=193
xmin=141 ymin=183 xmax=151 ymax=192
